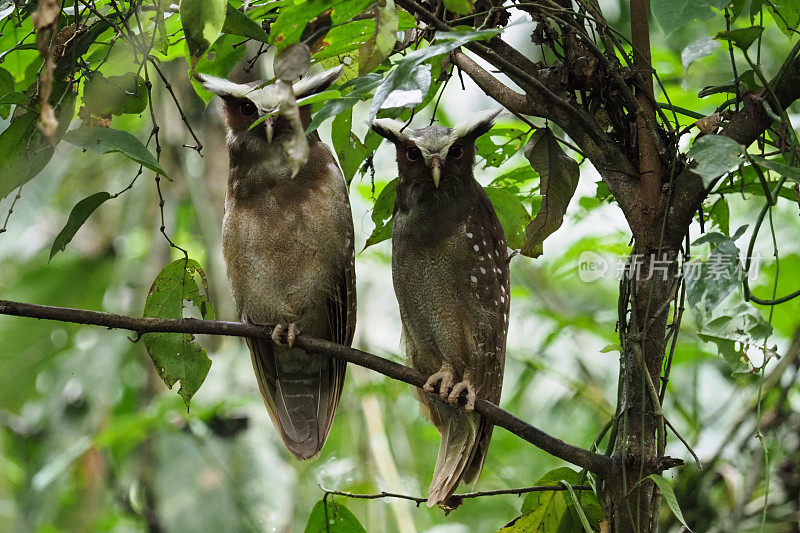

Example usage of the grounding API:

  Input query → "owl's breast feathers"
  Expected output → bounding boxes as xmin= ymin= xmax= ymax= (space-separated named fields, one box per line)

xmin=223 ymin=141 xmax=354 ymax=331
xmin=392 ymin=180 xmax=509 ymax=400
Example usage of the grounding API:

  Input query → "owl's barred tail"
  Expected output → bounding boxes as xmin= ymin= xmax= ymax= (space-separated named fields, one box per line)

xmin=248 ymin=337 xmax=345 ymax=460
xmin=427 ymin=405 xmax=494 ymax=507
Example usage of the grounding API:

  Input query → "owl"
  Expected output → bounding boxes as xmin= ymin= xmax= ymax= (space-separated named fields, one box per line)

xmin=199 ymin=67 xmax=356 ymax=460
xmin=372 ymin=109 xmax=510 ymax=506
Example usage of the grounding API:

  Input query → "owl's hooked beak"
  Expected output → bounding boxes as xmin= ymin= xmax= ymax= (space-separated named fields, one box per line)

xmin=262 ymin=116 xmax=275 ymax=144
xmin=430 ymin=156 xmax=442 ymax=188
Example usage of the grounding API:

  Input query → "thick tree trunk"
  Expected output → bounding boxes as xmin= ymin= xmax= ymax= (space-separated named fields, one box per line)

xmin=607 ymin=247 xmax=677 ymax=533
xmin=605 ymin=1 xmax=675 ymax=531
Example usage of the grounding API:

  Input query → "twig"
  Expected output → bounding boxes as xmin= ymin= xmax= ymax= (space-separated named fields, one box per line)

xmin=0 ymin=298 xmax=616 ymax=476
xmin=318 ymin=482 xmax=594 ymax=507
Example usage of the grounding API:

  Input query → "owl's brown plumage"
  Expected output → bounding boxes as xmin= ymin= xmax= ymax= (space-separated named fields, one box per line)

xmin=200 ymin=68 xmax=356 ymax=460
xmin=372 ymin=110 xmax=509 ymax=506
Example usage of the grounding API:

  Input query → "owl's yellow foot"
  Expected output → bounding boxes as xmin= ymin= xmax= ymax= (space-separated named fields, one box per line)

xmin=424 ymin=364 xmax=456 ymax=400
xmin=448 ymin=375 xmax=477 ymax=411
xmin=271 ymin=322 xmax=299 ymax=347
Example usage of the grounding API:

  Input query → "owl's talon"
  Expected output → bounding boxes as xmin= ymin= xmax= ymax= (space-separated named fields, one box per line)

xmin=271 ymin=323 xmax=285 ymax=344
xmin=424 ymin=365 xmax=456 ymax=399
xmin=286 ymin=323 xmax=299 ymax=348
xmin=448 ymin=378 xmax=477 ymax=411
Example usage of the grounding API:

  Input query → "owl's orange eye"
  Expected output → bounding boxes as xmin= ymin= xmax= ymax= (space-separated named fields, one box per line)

xmin=448 ymin=144 xmax=464 ymax=159
xmin=239 ymin=101 xmax=256 ymax=116
xmin=406 ymin=146 xmax=422 ymax=161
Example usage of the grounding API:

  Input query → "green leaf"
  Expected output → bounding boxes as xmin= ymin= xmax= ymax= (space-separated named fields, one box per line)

xmin=0 ymin=89 xmax=76 ymax=200
xmin=49 ymin=192 xmax=113 ymax=260
xmin=142 ymin=258 xmax=215 ymax=408
xmin=332 ymin=109 xmax=366 ymax=186
xmin=443 ymin=0 xmax=473 ymax=15
xmin=83 ymin=72 xmax=148 ymax=116
xmin=304 ymin=498 xmax=366 ymax=533
xmin=367 ymin=28 xmax=499 ymax=123
xmin=750 ymin=155 xmax=800 ymax=183
xmin=270 ymin=0 xmax=375 ymax=49
xmin=63 ymin=126 xmax=167 ymax=176
xmin=767 ymin=0 xmax=800 ymax=35
xmin=685 ymin=134 xmax=744 ymax=186
xmin=560 ymin=481 xmax=594 ymax=533
xmin=687 ymin=227 xmax=746 ymax=314
xmin=521 ymin=128 xmax=580 ymax=258
xmin=649 ymin=475 xmax=692 ymax=532
xmin=180 ymin=0 xmax=227 ymax=65
xmin=485 ymin=187 xmax=530 ymax=250
xmin=651 ymin=0 xmax=731 ymax=35
xmin=364 ymin=179 xmax=396 ymax=249
xmin=314 ymin=20 xmax=374 ymax=61
xmin=715 ymin=26 xmax=764 ymax=51
xmin=222 ymin=2 xmax=269 ymax=42
xmin=359 ymin=0 xmax=398 ymax=75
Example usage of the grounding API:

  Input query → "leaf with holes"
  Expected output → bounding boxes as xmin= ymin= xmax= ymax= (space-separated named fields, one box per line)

xmin=63 ymin=126 xmax=167 ymax=176
xmin=485 ymin=187 xmax=530 ymax=250
xmin=143 ymin=258 xmax=216 ymax=408
xmin=364 ymin=179 xmax=396 ymax=249
xmin=649 ymin=475 xmax=692 ymax=531
xmin=304 ymin=498 xmax=366 ymax=533
xmin=270 ymin=0 xmax=374 ymax=49
xmin=50 ymin=192 xmax=112 ymax=260
xmin=686 ymin=134 xmax=744 ymax=187
xmin=180 ymin=0 xmax=227 ymax=66
xmin=521 ymin=128 xmax=580 ymax=258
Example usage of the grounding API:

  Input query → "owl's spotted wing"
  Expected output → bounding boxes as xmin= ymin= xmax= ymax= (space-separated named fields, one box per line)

xmin=465 ymin=188 xmax=510 ymax=405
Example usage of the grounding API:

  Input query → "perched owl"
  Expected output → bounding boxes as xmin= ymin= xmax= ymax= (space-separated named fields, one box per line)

xmin=372 ymin=109 xmax=510 ymax=506
xmin=199 ymin=67 xmax=356 ymax=460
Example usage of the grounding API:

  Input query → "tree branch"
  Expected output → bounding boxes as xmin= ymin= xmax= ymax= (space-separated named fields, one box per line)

xmin=0 ymin=299 xmax=615 ymax=476
xmin=668 ymin=50 xmax=800 ymax=244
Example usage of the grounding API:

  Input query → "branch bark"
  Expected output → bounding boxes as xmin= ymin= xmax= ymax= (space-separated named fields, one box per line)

xmin=0 ymin=299 xmax=615 ymax=476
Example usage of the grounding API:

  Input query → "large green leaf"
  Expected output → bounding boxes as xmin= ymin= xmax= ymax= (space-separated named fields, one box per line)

xmin=685 ymin=134 xmax=745 ymax=187
xmin=485 ymin=187 xmax=530 ymax=250
xmin=364 ymin=178 xmax=396 ymax=249
xmin=503 ymin=468 xmax=603 ymax=532
xmin=49 ymin=192 xmax=113 ymax=260
xmin=63 ymin=126 xmax=167 ymax=176
xmin=304 ymin=499 xmax=366 ymax=533
xmin=332 ymin=108 xmax=366 ymax=185
xmin=315 ymin=20 xmax=374 ymax=61
xmin=358 ymin=0 xmax=397 ymax=75
xmin=83 ymin=72 xmax=148 ymax=116
xmin=650 ymin=475 xmax=692 ymax=532
xmin=222 ymin=2 xmax=269 ymax=42
xmin=0 ymin=89 xmax=76 ymax=200
xmin=521 ymin=128 xmax=580 ymax=258
xmin=180 ymin=0 xmax=227 ymax=65
xmin=651 ymin=0 xmax=731 ymax=35
xmin=143 ymin=258 xmax=215 ymax=408
xmin=443 ymin=0 xmax=473 ymax=15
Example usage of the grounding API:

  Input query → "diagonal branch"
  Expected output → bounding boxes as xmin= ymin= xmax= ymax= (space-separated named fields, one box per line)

xmin=0 ymin=298 xmax=615 ymax=476
xmin=668 ymin=50 xmax=800 ymax=244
